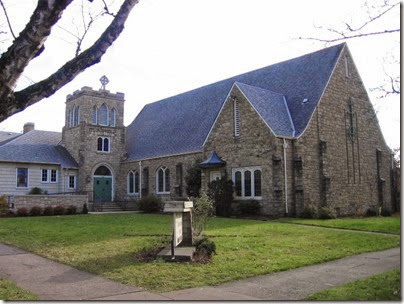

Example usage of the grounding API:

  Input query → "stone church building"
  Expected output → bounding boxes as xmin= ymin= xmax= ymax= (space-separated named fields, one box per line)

xmin=0 ymin=43 xmax=394 ymax=216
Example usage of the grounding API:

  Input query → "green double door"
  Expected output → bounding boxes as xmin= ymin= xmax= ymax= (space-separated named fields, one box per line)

xmin=93 ymin=177 xmax=112 ymax=202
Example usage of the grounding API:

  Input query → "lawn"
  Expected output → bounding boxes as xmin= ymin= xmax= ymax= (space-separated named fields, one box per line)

xmin=306 ymin=268 xmax=401 ymax=301
xmin=0 ymin=279 xmax=38 ymax=300
xmin=278 ymin=216 xmax=400 ymax=234
xmin=0 ymin=214 xmax=400 ymax=292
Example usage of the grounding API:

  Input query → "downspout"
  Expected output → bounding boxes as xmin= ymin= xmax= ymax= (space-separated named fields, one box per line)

xmin=283 ymin=138 xmax=289 ymax=216
xmin=139 ymin=160 xmax=142 ymax=199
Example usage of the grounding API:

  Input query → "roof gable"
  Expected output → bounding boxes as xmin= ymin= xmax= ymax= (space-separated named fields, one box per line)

xmin=126 ymin=43 xmax=345 ymax=160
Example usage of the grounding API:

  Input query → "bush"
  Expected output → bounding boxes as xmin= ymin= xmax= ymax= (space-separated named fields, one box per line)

xmin=207 ymin=177 xmax=233 ymax=217
xmin=53 ymin=205 xmax=65 ymax=216
xmin=300 ymin=204 xmax=317 ymax=219
xmin=192 ymin=193 xmax=214 ymax=238
xmin=138 ymin=195 xmax=163 ymax=213
xmin=28 ymin=187 xmax=43 ymax=195
xmin=43 ymin=206 xmax=54 ymax=216
xmin=82 ymin=203 xmax=88 ymax=214
xmin=318 ymin=206 xmax=337 ymax=219
xmin=195 ymin=237 xmax=216 ymax=258
xmin=0 ymin=195 xmax=7 ymax=212
xmin=66 ymin=205 xmax=77 ymax=215
xmin=381 ymin=208 xmax=391 ymax=217
xmin=366 ymin=208 xmax=377 ymax=217
xmin=237 ymin=200 xmax=260 ymax=215
xmin=29 ymin=206 xmax=42 ymax=216
xmin=5 ymin=210 xmax=15 ymax=217
xmin=17 ymin=207 xmax=28 ymax=217
xmin=185 ymin=158 xmax=202 ymax=198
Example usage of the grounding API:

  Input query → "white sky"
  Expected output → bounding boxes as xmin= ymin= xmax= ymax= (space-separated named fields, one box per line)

xmin=0 ymin=0 xmax=400 ymax=149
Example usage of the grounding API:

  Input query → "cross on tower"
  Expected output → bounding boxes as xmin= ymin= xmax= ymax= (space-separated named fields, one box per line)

xmin=100 ymin=75 xmax=109 ymax=90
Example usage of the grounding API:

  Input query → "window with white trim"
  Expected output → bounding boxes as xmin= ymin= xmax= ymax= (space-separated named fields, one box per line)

xmin=156 ymin=166 xmax=170 ymax=194
xmin=232 ymin=167 xmax=262 ymax=199
xmin=41 ymin=169 xmax=48 ymax=183
xmin=127 ymin=170 xmax=139 ymax=194
xmin=50 ymin=169 xmax=57 ymax=183
xmin=16 ymin=168 xmax=28 ymax=188
xmin=68 ymin=175 xmax=76 ymax=189
xmin=97 ymin=137 xmax=110 ymax=152
xmin=98 ymin=104 xmax=108 ymax=126
xmin=233 ymin=97 xmax=240 ymax=137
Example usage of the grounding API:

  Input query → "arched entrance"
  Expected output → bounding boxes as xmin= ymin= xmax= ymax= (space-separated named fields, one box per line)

xmin=93 ymin=165 xmax=113 ymax=202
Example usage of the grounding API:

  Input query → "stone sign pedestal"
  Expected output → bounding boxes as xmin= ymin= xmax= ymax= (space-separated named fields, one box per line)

xmin=157 ymin=201 xmax=195 ymax=261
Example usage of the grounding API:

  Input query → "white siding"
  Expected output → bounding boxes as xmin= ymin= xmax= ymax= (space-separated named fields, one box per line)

xmin=0 ymin=162 xmax=78 ymax=195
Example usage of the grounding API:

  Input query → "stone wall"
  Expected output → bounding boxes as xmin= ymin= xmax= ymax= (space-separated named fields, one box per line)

xmin=118 ymin=152 xmax=203 ymax=202
xmin=294 ymin=46 xmax=392 ymax=216
xmin=9 ymin=194 xmax=88 ymax=213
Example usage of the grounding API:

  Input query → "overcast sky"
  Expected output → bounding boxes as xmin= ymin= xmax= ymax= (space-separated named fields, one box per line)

xmin=0 ymin=0 xmax=400 ymax=149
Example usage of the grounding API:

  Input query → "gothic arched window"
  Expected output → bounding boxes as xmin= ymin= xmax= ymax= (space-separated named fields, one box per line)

xmin=110 ymin=108 xmax=116 ymax=127
xmin=74 ymin=106 xmax=80 ymax=126
xmin=156 ymin=166 xmax=170 ymax=194
xmin=98 ymin=104 xmax=108 ymax=126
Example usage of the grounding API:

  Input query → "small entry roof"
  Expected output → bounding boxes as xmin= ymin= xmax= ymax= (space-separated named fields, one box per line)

xmin=200 ymin=151 xmax=226 ymax=168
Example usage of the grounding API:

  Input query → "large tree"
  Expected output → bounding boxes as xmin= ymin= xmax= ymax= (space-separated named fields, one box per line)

xmin=0 ymin=0 xmax=139 ymax=123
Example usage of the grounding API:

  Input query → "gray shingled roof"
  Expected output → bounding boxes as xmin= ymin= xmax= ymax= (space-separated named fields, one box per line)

xmin=235 ymin=82 xmax=295 ymax=137
xmin=126 ymin=43 xmax=345 ymax=160
xmin=0 ymin=131 xmax=21 ymax=146
xmin=0 ymin=130 xmax=78 ymax=168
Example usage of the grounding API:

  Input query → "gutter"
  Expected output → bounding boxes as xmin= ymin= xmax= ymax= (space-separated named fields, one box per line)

xmin=139 ymin=160 xmax=142 ymax=198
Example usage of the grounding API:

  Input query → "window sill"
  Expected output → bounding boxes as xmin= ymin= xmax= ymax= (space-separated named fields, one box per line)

xmin=234 ymin=196 xmax=262 ymax=201
xmin=156 ymin=192 xmax=170 ymax=195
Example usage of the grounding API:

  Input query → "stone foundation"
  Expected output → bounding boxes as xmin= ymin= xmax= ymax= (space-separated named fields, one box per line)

xmin=8 ymin=195 xmax=88 ymax=213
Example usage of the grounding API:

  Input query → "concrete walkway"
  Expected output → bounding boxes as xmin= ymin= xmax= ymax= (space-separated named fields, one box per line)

xmin=0 ymin=243 xmax=400 ymax=300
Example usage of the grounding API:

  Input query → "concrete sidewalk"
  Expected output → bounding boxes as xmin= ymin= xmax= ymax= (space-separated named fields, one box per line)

xmin=0 ymin=243 xmax=400 ymax=300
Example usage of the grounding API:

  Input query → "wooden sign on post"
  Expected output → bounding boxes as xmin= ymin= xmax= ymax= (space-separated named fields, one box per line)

xmin=173 ymin=212 xmax=183 ymax=246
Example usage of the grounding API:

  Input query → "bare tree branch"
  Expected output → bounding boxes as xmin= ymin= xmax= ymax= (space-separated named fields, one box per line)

xmin=0 ymin=0 xmax=16 ymax=39
xmin=0 ymin=0 xmax=139 ymax=122
xmin=300 ymin=28 xmax=399 ymax=43
xmin=102 ymin=0 xmax=117 ymax=17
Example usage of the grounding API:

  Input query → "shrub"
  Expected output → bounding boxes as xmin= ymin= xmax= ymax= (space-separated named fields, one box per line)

xmin=366 ymin=208 xmax=377 ymax=217
xmin=66 ymin=205 xmax=77 ymax=215
xmin=17 ymin=207 xmax=29 ymax=217
xmin=185 ymin=158 xmax=203 ymax=198
xmin=0 ymin=195 xmax=7 ymax=212
xmin=138 ymin=195 xmax=163 ymax=213
xmin=82 ymin=203 xmax=88 ymax=214
xmin=29 ymin=206 xmax=42 ymax=216
xmin=381 ymin=208 xmax=391 ymax=217
xmin=192 ymin=193 xmax=214 ymax=238
xmin=5 ymin=210 xmax=15 ymax=217
xmin=195 ymin=237 xmax=216 ymax=258
xmin=318 ymin=206 xmax=337 ymax=219
xmin=237 ymin=200 xmax=260 ymax=215
xmin=300 ymin=204 xmax=317 ymax=219
xmin=28 ymin=187 xmax=43 ymax=195
xmin=43 ymin=206 xmax=54 ymax=216
xmin=53 ymin=205 xmax=66 ymax=216
xmin=207 ymin=176 xmax=233 ymax=217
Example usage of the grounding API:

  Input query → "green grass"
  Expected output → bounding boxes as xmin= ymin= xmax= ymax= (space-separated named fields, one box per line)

xmin=0 ymin=214 xmax=400 ymax=292
xmin=0 ymin=278 xmax=38 ymax=300
xmin=306 ymin=268 xmax=401 ymax=301
xmin=278 ymin=216 xmax=400 ymax=234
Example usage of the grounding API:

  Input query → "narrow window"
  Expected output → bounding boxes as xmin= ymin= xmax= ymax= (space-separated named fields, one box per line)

xmin=235 ymin=171 xmax=242 ymax=196
xmin=41 ymin=169 xmax=48 ymax=183
xmin=234 ymin=97 xmax=240 ymax=137
xmin=110 ymin=108 xmax=116 ymax=127
xmin=50 ymin=170 xmax=57 ymax=183
xmin=97 ymin=138 xmax=103 ymax=151
xmin=345 ymin=55 xmax=350 ymax=78
xmin=156 ymin=167 xmax=170 ymax=194
xmin=244 ymin=170 xmax=251 ymax=197
xmin=68 ymin=176 xmax=76 ymax=189
xmin=128 ymin=172 xmax=134 ymax=194
xmin=254 ymin=170 xmax=262 ymax=196
xmin=134 ymin=171 xmax=139 ymax=193
xmin=103 ymin=138 xmax=109 ymax=152
xmin=98 ymin=104 xmax=108 ymax=126
xmin=92 ymin=106 xmax=97 ymax=124
xmin=74 ymin=106 xmax=80 ymax=126
xmin=68 ymin=110 xmax=73 ymax=127
xmin=16 ymin=168 xmax=28 ymax=188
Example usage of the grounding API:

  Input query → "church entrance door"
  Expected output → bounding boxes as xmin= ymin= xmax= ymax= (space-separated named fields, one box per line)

xmin=93 ymin=165 xmax=113 ymax=202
